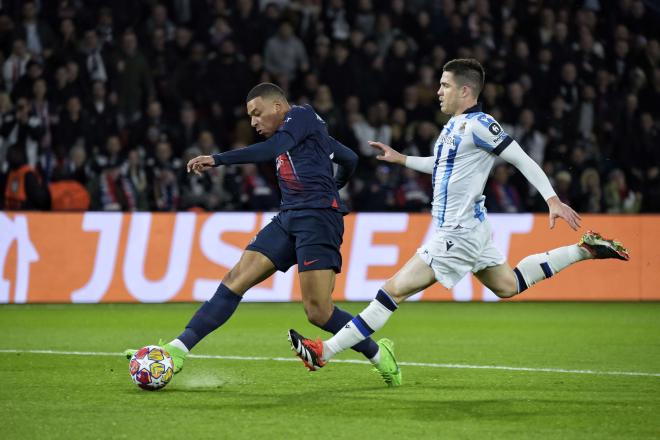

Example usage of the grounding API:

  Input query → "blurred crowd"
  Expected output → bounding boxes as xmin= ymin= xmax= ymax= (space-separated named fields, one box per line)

xmin=0 ymin=0 xmax=658 ymax=213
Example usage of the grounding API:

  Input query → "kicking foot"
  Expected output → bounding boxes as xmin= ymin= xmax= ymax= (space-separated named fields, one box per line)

xmin=288 ymin=329 xmax=326 ymax=371
xmin=373 ymin=338 xmax=402 ymax=387
xmin=578 ymin=231 xmax=630 ymax=261
xmin=123 ymin=339 xmax=187 ymax=374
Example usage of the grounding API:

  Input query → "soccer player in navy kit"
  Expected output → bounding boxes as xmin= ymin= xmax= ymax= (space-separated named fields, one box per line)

xmin=126 ymin=83 xmax=400 ymax=385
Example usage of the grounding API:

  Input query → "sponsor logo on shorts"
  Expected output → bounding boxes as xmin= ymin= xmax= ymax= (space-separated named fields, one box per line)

xmin=446 ymin=240 xmax=454 ymax=251
xmin=303 ymin=259 xmax=320 ymax=266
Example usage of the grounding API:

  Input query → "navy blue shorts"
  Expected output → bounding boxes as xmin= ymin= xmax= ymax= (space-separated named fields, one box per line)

xmin=246 ymin=209 xmax=344 ymax=273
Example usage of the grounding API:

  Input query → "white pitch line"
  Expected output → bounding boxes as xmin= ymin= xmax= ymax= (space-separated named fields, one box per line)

xmin=1 ymin=348 xmax=659 ymax=378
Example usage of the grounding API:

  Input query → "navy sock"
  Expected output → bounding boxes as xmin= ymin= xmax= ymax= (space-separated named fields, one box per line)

xmin=321 ymin=306 xmax=379 ymax=359
xmin=178 ymin=284 xmax=242 ymax=350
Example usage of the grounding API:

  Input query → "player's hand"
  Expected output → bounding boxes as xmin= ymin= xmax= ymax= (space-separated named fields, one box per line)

xmin=547 ymin=196 xmax=582 ymax=230
xmin=186 ymin=155 xmax=215 ymax=176
xmin=368 ymin=141 xmax=405 ymax=165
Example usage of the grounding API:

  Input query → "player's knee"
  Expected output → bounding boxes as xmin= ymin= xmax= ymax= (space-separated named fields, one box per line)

xmin=382 ymin=280 xmax=406 ymax=303
xmin=305 ymin=308 xmax=330 ymax=327
xmin=304 ymin=301 xmax=332 ymax=327
xmin=491 ymin=280 xmax=518 ymax=298
xmin=222 ymin=268 xmax=245 ymax=295
xmin=493 ymin=288 xmax=516 ymax=298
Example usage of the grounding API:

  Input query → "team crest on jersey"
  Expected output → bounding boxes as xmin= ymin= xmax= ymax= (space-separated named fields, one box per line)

xmin=437 ymin=133 xmax=456 ymax=146
xmin=459 ymin=122 xmax=466 ymax=134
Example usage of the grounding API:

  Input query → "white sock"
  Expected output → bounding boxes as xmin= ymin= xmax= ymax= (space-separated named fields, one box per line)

xmin=322 ymin=290 xmax=398 ymax=362
xmin=514 ymin=244 xmax=590 ymax=293
xmin=168 ymin=338 xmax=190 ymax=353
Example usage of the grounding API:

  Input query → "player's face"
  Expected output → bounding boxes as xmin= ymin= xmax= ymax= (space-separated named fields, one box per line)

xmin=437 ymin=71 xmax=467 ymax=116
xmin=246 ymin=96 xmax=284 ymax=138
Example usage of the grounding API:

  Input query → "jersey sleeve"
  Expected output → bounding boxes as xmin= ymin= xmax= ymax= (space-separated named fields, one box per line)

xmin=278 ymin=105 xmax=319 ymax=145
xmin=470 ymin=114 xmax=513 ymax=155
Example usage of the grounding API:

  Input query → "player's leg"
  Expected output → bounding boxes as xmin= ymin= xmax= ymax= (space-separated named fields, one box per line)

xmin=476 ymin=230 xmax=630 ymax=298
xmin=173 ymin=215 xmax=298 ymax=352
xmin=297 ymin=266 xmax=381 ymax=363
xmin=126 ymin=215 xmax=296 ymax=372
xmin=290 ymin=225 xmax=480 ymax=371
xmin=289 ymin=253 xmax=435 ymax=372
xmin=321 ymin=253 xmax=436 ymax=359
xmin=287 ymin=209 xmax=396 ymax=381
xmin=124 ymin=250 xmax=277 ymax=372
xmin=298 ymin=268 xmax=336 ymax=327
xmin=173 ymin=249 xmax=277 ymax=351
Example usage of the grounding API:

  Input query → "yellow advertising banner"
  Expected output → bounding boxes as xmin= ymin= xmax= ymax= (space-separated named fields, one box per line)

xmin=1 ymin=212 xmax=657 ymax=303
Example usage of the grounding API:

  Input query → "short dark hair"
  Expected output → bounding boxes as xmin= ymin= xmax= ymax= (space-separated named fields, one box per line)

xmin=246 ymin=82 xmax=287 ymax=103
xmin=443 ymin=58 xmax=485 ymax=95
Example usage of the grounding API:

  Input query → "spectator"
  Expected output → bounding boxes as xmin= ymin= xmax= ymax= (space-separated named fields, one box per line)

xmin=320 ymin=40 xmax=355 ymax=104
xmin=124 ymin=149 xmax=149 ymax=211
xmin=147 ymin=140 xmax=180 ymax=211
xmin=95 ymin=7 xmax=115 ymax=46
xmin=240 ymin=163 xmax=279 ymax=210
xmin=16 ymin=1 xmax=56 ymax=58
xmin=97 ymin=161 xmax=135 ymax=211
xmin=131 ymin=100 xmax=168 ymax=156
xmin=505 ymin=108 xmax=546 ymax=166
xmin=395 ymin=167 xmax=430 ymax=211
xmin=355 ymin=164 xmax=395 ymax=211
xmin=54 ymin=18 xmax=78 ymax=63
xmin=263 ymin=20 xmax=309 ymax=82
xmin=30 ymin=78 xmax=54 ymax=156
xmin=54 ymin=96 xmax=88 ymax=159
xmin=3 ymin=39 xmax=31 ymax=92
xmin=179 ymin=146 xmax=223 ymax=211
xmin=116 ymin=30 xmax=154 ymax=124
xmin=554 ymin=170 xmax=575 ymax=206
xmin=0 ymin=96 xmax=44 ymax=167
xmin=3 ymin=145 xmax=50 ymax=210
xmin=485 ymin=164 xmax=523 ymax=213
xmin=383 ymin=37 xmax=416 ymax=105
xmin=578 ymin=167 xmax=603 ymax=213
xmin=350 ymin=102 xmax=391 ymax=159
xmin=0 ymin=92 xmax=13 ymax=171
xmin=86 ymin=81 xmax=118 ymax=154
xmin=173 ymin=41 xmax=207 ymax=105
xmin=604 ymin=168 xmax=642 ymax=213
xmin=79 ymin=29 xmax=113 ymax=86
xmin=206 ymin=39 xmax=249 ymax=119
xmin=95 ymin=134 xmax=124 ymax=171
xmin=172 ymin=104 xmax=203 ymax=156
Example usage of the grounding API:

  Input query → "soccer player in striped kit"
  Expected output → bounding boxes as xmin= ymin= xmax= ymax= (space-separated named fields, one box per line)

xmin=289 ymin=59 xmax=629 ymax=384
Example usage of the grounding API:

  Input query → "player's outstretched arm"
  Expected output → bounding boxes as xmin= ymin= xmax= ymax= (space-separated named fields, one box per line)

xmin=205 ymin=131 xmax=297 ymax=171
xmin=369 ymin=141 xmax=435 ymax=174
xmin=499 ymin=140 xmax=582 ymax=230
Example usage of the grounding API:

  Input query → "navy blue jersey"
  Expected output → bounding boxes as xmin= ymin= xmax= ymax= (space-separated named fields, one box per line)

xmin=275 ymin=104 xmax=342 ymax=211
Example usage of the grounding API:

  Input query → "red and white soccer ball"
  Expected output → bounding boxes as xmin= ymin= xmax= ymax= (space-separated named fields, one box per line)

xmin=129 ymin=345 xmax=174 ymax=390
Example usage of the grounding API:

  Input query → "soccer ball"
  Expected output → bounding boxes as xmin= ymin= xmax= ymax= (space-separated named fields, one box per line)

xmin=129 ymin=345 xmax=174 ymax=390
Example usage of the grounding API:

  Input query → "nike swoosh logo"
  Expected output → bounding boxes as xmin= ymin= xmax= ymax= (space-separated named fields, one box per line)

xmin=303 ymin=259 xmax=319 ymax=266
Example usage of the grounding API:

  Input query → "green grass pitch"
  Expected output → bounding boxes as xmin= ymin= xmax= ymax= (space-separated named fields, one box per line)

xmin=2 ymin=302 xmax=659 ymax=439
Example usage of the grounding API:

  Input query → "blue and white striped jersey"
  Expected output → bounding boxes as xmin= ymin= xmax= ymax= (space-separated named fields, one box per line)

xmin=431 ymin=103 xmax=513 ymax=229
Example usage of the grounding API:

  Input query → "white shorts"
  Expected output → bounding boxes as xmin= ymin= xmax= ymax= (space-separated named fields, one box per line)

xmin=416 ymin=219 xmax=506 ymax=289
